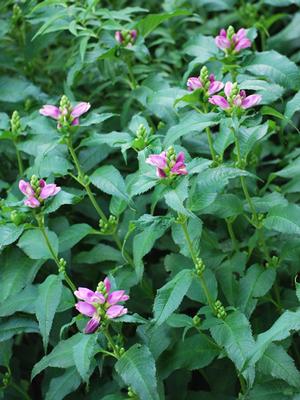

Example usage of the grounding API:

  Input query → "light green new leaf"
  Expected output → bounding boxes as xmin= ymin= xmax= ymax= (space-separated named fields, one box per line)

xmin=115 ymin=344 xmax=159 ymax=400
xmin=36 ymin=275 xmax=63 ymax=351
xmin=153 ymin=269 xmax=193 ymax=326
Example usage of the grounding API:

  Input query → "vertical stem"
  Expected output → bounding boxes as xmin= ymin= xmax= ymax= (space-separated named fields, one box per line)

xmin=203 ymin=104 xmax=217 ymax=162
xmin=13 ymin=141 xmax=24 ymax=176
xmin=103 ymin=326 xmax=120 ymax=359
xmin=226 ymin=219 xmax=239 ymax=252
xmin=125 ymin=56 xmax=137 ymax=90
xmin=181 ymin=219 xmax=214 ymax=310
xmin=36 ymin=215 xmax=76 ymax=292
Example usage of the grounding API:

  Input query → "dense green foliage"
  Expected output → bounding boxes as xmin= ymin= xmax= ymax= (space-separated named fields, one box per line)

xmin=1 ymin=0 xmax=300 ymax=399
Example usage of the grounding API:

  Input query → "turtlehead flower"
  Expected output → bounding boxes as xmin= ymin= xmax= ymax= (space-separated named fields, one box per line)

xmin=74 ymin=277 xmax=129 ymax=334
xmin=39 ymin=95 xmax=90 ymax=129
xmin=115 ymin=29 xmax=137 ymax=46
xmin=215 ymin=27 xmax=252 ymax=54
xmin=146 ymin=148 xmax=188 ymax=179
xmin=187 ymin=73 xmax=224 ymax=95
xmin=209 ymin=81 xmax=261 ymax=111
xmin=19 ymin=177 xmax=61 ymax=208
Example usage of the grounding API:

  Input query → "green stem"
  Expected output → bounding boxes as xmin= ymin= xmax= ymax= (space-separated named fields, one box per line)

xmin=181 ymin=219 xmax=214 ymax=310
xmin=67 ymin=138 xmax=134 ymax=267
xmin=126 ymin=57 xmax=137 ymax=90
xmin=226 ymin=219 xmax=239 ymax=252
xmin=205 ymin=127 xmax=217 ymax=162
xmin=9 ymin=382 xmax=31 ymax=400
xmin=36 ymin=215 xmax=76 ymax=292
xmin=13 ymin=141 xmax=24 ymax=176
xmin=103 ymin=326 xmax=120 ymax=359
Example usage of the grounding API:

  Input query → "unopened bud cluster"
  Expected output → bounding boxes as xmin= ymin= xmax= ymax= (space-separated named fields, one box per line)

xmin=12 ymin=4 xmax=22 ymax=25
xmin=132 ymin=124 xmax=149 ymax=151
xmin=58 ymin=258 xmax=67 ymax=274
xmin=128 ymin=386 xmax=138 ymax=398
xmin=266 ymin=255 xmax=279 ymax=269
xmin=193 ymin=315 xmax=201 ymax=326
xmin=195 ymin=257 xmax=205 ymax=276
xmin=99 ymin=215 xmax=118 ymax=234
xmin=2 ymin=371 xmax=10 ymax=388
xmin=10 ymin=210 xmax=25 ymax=226
xmin=115 ymin=30 xmax=137 ymax=47
xmin=214 ymin=300 xmax=227 ymax=319
xmin=10 ymin=111 xmax=21 ymax=137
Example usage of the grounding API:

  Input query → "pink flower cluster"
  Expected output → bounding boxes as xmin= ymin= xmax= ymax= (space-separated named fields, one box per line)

xmin=187 ymin=73 xmax=224 ymax=95
xmin=19 ymin=179 xmax=61 ymax=208
xmin=146 ymin=150 xmax=188 ymax=178
xmin=40 ymin=102 xmax=90 ymax=129
xmin=75 ymin=277 xmax=129 ymax=334
xmin=215 ymin=27 xmax=251 ymax=53
xmin=115 ymin=30 xmax=137 ymax=45
xmin=209 ymin=81 xmax=261 ymax=110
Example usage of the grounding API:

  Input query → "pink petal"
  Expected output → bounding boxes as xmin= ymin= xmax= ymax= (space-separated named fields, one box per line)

xmin=156 ymin=168 xmax=167 ymax=178
xmin=233 ymin=28 xmax=246 ymax=42
xmin=40 ymin=183 xmax=61 ymax=199
xmin=187 ymin=77 xmax=202 ymax=91
xmin=39 ymin=105 xmax=60 ymax=120
xmin=241 ymin=94 xmax=262 ymax=109
xmin=39 ymin=179 xmax=46 ymax=188
xmin=208 ymin=95 xmax=230 ymax=109
xmin=220 ymin=29 xmax=227 ymax=37
xmin=104 ymin=277 xmax=111 ymax=293
xmin=24 ymin=197 xmax=40 ymax=208
xmin=171 ymin=162 xmax=188 ymax=175
xmin=71 ymin=102 xmax=91 ymax=118
xmin=19 ymin=180 xmax=34 ymax=197
xmin=146 ymin=152 xmax=167 ymax=169
xmin=71 ymin=117 xmax=79 ymax=126
xmin=107 ymin=290 xmax=129 ymax=305
xmin=115 ymin=31 xmax=123 ymax=43
xmin=90 ymin=292 xmax=105 ymax=303
xmin=131 ymin=30 xmax=137 ymax=41
xmin=74 ymin=287 xmax=96 ymax=302
xmin=75 ymin=301 xmax=96 ymax=317
xmin=224 ymin=81 xmax=233 ymax=98
xmin=106 ymin=305 xmax=128 ymax=319
xmin=208 ymin=80 xmax=224 ymax=95
xmin=84 ymin=316 xmax=100 ymax=334
xmin=215 ymin=36 xmax=231 ymax=50
xmin=176 ymin=152 xmax=185 ymax=164
xmin=234 ymin=38 xmax=251 ymax=52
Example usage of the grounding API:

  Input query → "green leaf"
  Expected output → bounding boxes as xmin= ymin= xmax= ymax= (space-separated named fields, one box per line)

xmin=239 ymin=80 xmax=284 ymax=105
xmin=153 ymin=269 xmax=193 ymax=326
xmin=44 ymin=190 xmax=81 ymax=214
xmin=17 ymin=228 xmax=59 ymax=259
xmin=0 ymin=224 xmax=24 ymax=247
xmin=257 ymin=344 xmax=300 ymax=388
xmin=238 ymin=123 xmax=269 ymax=158
xmin=237 ymin=264 xmax=276 ymax=317
xmin=0 ymin=317 xmax=39 ymax=342
xmin=184 ymin=34 xmax=218 ymax=62
xmin=32 ymin=333 xmax=82 ymax=379
xmin=161 ymin=334 xmax=219 ymax=378
xmin=58 ymin=223 xmax=93 ymax=252
xmin=250 ymin=309 xmax=300 ymax=364
xmin=136 ymin=10 xmax=190 ymax=38
xmin=0 ymin=248 xmax=43 ymax=302
xmin=115 ymin=344 xmax=159 ymax=400
xmin=164 ymin=178 xmax=193 ymax=217
xmin=74 ymin=243 xmax=123 ymax=264
xmin=248 ymin=380 xmax=295 ymax=400
xmin=133 ymin=215 xmax=172 ymax=280
xmin=0 ymin=76 xmax=44 ymax=102
xmin=72 ymin=333 xmax=98 ymax=382
xmin=36 ymin=275 xmax=63 ymax=351
xmin=0 ymin=285 xmax=38 ymax=317
xmin=164 ymin=111 xmax=220 ymax=147
xmin=209 ymin=311 xmax=256 ymax=372
xmin=264 ymin=204 xmax=300 ymax=235
xmin=45 ymin=368 xmax=81 ymax=400
xmin=80 ymin=112 xmax=114 ymax=127
xmin=285 ymin=90 xmax=300 ymax=120
xmin=245 ymin=50 xmax=300 ymax=89
xmin=90 ymin=165 xmax=130 ymax=203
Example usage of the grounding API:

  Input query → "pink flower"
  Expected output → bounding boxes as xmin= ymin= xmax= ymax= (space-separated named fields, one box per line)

xmin=115 ymin=30 xmax=137 ymax=45
xmin=115 ymin=31 xmax=123 ymax=43
xmin=146 ymin=150 xmax=188 ymax=179
xmin=39 ymin=101 xmax=90 ymax=128
xmin=19 ymin=178 xmax=61 ymax=208
xmin=74 ymin=278 xmax=129 ymax=334
xmin=209 ymin=81 xmax=261 ymax=111
xmin=215 ymin=27 xmax=251 ymax=53
xmin=187 ymin=74 xmax=224 ymax=95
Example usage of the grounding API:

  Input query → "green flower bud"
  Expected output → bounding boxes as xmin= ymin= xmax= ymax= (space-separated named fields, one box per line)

xmin=227 ymin=25 xmax=235 ymax=40
xmin=193 ymin=315 xmax=201 ymax=326
xmin=10 ymin=110 xmax=21 ymax=136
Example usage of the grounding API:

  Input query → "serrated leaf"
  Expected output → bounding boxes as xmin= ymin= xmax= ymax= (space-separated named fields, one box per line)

xmin=45 ymin=367 xmax=81 ymax=400
xmin=153 ymin=269 xmax=193 ymax=326
xmin=58 ymin=223 xmax=93 ymax=252
xmin=17 ymin=228 xmax=59 ymax=260
xmin=264 ymin=204 xmax=300 ymax=235
xmin=0 ymin=224 xmax=24 ymax=247
xmin=36 ymin=275 xmax=63 ymax=351
xmin=115 ymin=344 xmax=159 ymax=400
xmin=90 ymin=165 xmax=130 ymax=203
xmin=72 ymin=333 xmax=98 ymax=382
xmin=0 ymin=317 xmax=39 ymax=342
